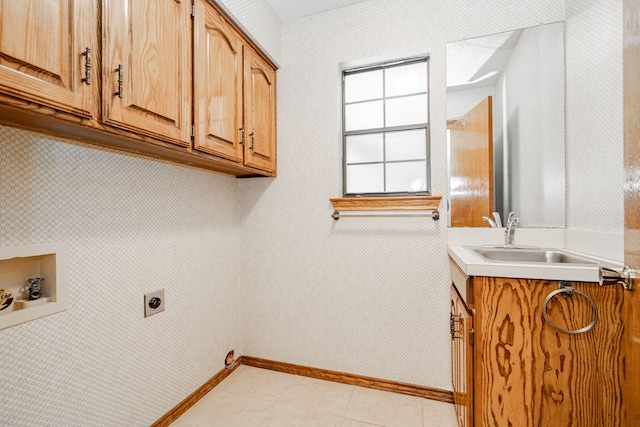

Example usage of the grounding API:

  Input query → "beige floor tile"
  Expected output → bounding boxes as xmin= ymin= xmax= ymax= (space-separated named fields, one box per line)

xmin=170 ymin=411 xmax=210 ymax=427
xmin=260 ymin=403 xmax=344 ymax=427
xmin=277 ymin=375 xmax=355 ymax=417
xmin=216 ymin=365 xmax=297 ymax=401
xmin=341 ymin=419 xmax=385 ymax=427
xmin=172 ymin=367 xmax=456 ymax=427
xmin=422 ymin=399 xmax=458 ymax=427
xmin=171 ymin=390 xmax=271 ymax=426
xmin=344 ymin=387 xmax=423 ymax=427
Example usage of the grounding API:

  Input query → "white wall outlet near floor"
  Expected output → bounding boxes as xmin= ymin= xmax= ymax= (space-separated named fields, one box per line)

xmin=144 ymin=289 xmax=165 ymax=318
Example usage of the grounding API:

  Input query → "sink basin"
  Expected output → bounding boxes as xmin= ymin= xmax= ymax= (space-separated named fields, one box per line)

xmin=467 ymin=247 xmax=600 ymax=265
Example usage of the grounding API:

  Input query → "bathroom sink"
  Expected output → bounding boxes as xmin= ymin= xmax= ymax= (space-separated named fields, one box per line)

xmin=467 ymin=247 xmax=600 ymax=265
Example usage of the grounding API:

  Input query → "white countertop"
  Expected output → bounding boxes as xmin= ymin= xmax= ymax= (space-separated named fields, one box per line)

xmin=448 ymin=245 xmax=623 ymax=283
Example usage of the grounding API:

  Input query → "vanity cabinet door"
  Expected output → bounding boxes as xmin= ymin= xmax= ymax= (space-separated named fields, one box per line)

xmin=103 ymin=0 xmax=192 ymax=146
xmin=193 ymin=1 xmax=244 ymax=162
xmin=243 ymin=46 xmax=276 ymax=173
xmin=473 ymin=276 xmax=625 ymax=426
xmin=451 ymin=285 xmax=473 ymax=427
xmin=0 ymin=0 xmax=98 ymax=117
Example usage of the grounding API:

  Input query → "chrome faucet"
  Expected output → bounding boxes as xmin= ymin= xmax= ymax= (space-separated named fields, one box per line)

xmin=504 ymin=211 xmax=520 ymax=248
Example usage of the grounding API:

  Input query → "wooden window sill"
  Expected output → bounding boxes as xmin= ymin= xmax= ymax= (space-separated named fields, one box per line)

xmin=329 ymin=195 xmax=442 ymax=220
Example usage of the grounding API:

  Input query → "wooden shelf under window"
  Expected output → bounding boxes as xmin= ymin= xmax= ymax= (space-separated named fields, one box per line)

xmin=329 ymin=196 xmax=442 ymax=220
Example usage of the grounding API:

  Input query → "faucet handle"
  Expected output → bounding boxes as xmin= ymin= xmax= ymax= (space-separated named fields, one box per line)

xmin=492 ymin=212 xmax=503 ymax=228
xmin=482 ymin=216 xmax=497 ymax=227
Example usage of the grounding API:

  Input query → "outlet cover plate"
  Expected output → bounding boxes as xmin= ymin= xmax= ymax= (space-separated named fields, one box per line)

xmin=144 ymin=289 xmax=165 ymax=318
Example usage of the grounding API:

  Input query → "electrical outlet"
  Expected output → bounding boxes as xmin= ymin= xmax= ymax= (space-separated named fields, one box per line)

xmin=144 ymin=289 xmax=165 ymax=318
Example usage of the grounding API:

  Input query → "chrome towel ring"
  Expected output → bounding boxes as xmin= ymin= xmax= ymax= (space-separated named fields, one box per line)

xmin=542 ymin=282 xmax=598 ymax=335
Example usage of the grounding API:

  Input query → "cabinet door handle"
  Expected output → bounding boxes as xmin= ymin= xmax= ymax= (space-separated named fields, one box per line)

xmin=249 ymin=131 xmax=255 ymax=151
xmin=239 ymin=126 xmax=245 ymax=145
xmin=114 ymin=64 xmax=123 ymax=98
xmin=450 ymin=313 xmax=462 ymax=339
xmin=81 ymin=47 xmax=91 ymax=85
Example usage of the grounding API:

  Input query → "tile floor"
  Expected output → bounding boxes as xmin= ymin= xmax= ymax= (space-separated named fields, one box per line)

xmin=171 ymin=365 xmax=458 ymax=427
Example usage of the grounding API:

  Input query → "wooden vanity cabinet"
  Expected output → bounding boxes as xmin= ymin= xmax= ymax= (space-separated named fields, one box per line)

xmin=103 ymin=0 xmax=192 ymax=146
xmin=449 ymin=258 xmax=625 ymax=427
xmin=0 ymin=0 xmax=98 ymax=118
xmin=450 ymin=283 xmax=473 ymax=427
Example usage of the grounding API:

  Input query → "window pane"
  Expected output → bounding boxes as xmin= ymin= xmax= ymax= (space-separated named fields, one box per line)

xmin=345 ymin=100 xmax=383 ymax=131
xmin=345 ymin=70 xmax=383 ymax=103
xmin=346 ymin=133 xmax=383 ymax=164
xmin=342 ymin=58 xmax=429 ymax=196
xmin=385 ymin=62 xmax=427 ymax=97
xmin=386 ymin=161 xmax=427 ymax=192
xmin=386 ymin=94 xmax=427 ymax=127
xmin=385 ymin=129 xmax=426 ymax=161
xmin=346 ymin=164 xmax=384 ymax=194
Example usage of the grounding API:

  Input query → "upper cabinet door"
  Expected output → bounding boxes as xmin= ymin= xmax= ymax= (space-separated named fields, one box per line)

xmin=243 ymin=47 xmax=276 ymax=173
xmin=0 ymin=0 xmax=97 ymax=117
xmin=103 ymin=0 xmax=191 ymax=146
xmin=193 ymin=1 xmax=243 ymax=162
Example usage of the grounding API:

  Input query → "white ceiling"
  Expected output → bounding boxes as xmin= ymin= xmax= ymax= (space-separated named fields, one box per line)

xmin=264 ymin=0 xmax=518 ymax=89
xmin=446 ymin=30 xmax=521 ymax=89
xmin=265 ymin=0 xmax=370 ymax=21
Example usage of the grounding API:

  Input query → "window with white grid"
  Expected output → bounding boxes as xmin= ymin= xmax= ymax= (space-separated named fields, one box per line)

xmin=342 ymin=57 xmax=430 ymax=196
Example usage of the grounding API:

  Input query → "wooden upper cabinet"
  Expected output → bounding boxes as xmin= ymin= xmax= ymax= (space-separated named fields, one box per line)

xmin=0 ymin=0 xmax=97 ymax=117
xmin=103 ymin=0 xmax=192 ymax=146
xmin=193 ymin=1 xmax=244 ymax=162
xmin=194 ymin=0 xmax=277 ymax=173
xmin=0 ymin=0 xmax=276 ymax=176
xmin=244 ymin=47 xmax=277 ymax=173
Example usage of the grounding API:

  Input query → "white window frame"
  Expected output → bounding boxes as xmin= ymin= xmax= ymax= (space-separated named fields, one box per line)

xmin=342 ymin=56 xmax=431 ymax=197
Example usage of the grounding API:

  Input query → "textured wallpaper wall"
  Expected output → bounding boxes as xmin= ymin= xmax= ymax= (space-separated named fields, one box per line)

xmin=0 ymin=127 xmax=241 ymax=426
xmin=0 ymin=0 xmax=280 ymax=425
xmin=222 ymin=0 xmax=282 ymax=64
xmin=566 ymin=0 xmax=624 ymax=233
xmin=238 ymin=0 xmax=566 ymax=390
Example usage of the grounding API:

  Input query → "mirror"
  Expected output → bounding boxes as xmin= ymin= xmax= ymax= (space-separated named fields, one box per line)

xmin=446 ymin=22 xmax=565 ymax=228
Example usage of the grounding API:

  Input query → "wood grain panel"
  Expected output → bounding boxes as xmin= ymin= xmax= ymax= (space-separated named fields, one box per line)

xmin=243 ymin=47 xmax=277 ymax=173
xmin=130 ymin=1 xmax=180 ymax=122
xmin=0 ymin=98 xmax=272 ymax=177
xmin=242 ymin=356 xmax=454 ymax=403
xmin=623 ymin=0 xmax=640 ymax=424
xmin=330 ymin=195 xmax=442 ymax=212
xmin=450 ymin=257 xmax=473 ymax=308
xmin=0 ymin=0 xmax=62 ymax=76
xmin=474 ymin=277 xmax=624 ymax=426
xmin=193 ymin=1 xmax=244 ymax=161
xmin=0 ymin=0 xmax=97 ymax=117
xmin=451 ymin=285 xmax=473 ymax=427
xmin=103 ymin=0 xmax=191 ymax=146
xmin=448 ymin=97 xmax=493 ymax=227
